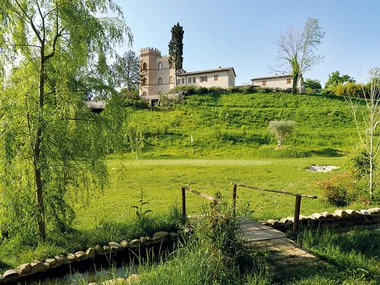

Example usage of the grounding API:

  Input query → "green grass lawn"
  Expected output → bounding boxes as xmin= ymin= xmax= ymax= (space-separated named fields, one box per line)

xmin=73 ymin=156 xmax=378 ymax=231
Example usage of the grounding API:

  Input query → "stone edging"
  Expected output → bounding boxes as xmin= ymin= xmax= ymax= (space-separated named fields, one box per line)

xmin=265 ymin=208 xmax=380 ymax=232
xmin=0 ymin=230 xmax=180 ymax=284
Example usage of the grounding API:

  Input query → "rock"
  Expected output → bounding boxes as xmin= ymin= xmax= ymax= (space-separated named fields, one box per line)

xmin=55 ymin=255 xmax=69 ymax=265
xmin=121 ymin=240 xmax=129 ymax=248
xmin=334 ymin=210 xmax=349 ymax=218
xmin=109 ymin=242 xmax=122 ymax=251
xmin=311 ymin=213 xmax=322 ymax=220
xmin=345 ymin=210 xmax=359 ymax=216
xmin=129 ymin=239 xmax=140 ymax=248
xmin=103 ymin=277 xmax=126 ymax=284
xmin=321 ymin=212 xmax=334 ymax=218
xmin=86 ymin=247 xmax=96 ymax=258
xmin=368 ymin=208 xmax=380 ymax=215
xmin=16 ymin=263 xmax=32 ymax=274
xmin=266 ymin=219 xmax=276 ymax=226
xmin=75 ymin=251 xmax=88 ymax=260
xmin=31 ymin=260 xmax=48 ymax=272
xmin=44 ymin=258 xmax=57 ymax=267
xmin=94 ymin=244 xmax=103 ymax=255
xmin=361 ymin=209 xmax=371 ymax=215
xmin=140 ymin=236 xmax=148 ymax=244
xmin=3 ymin=269 xmax=19 ymax=280
xmin=67 ymin=253 xmax=77 ymax=262
xmin=299 ymin=215 xmax=308 ymax=221
xmin=152 ymin=231 xmax=169 ymax=241
xmin=103 ymin=245 xmax=111 ymax=252
xmin=285 ymin=217 xmax=294 ymax=222
xmin=126 ymin=274 xmax=140 ymax=284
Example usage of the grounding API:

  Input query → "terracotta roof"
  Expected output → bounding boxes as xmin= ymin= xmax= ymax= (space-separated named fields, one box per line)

xmin=178 ymin=67 xmax=236 ymax=77
xmin=251 ymin=74 xmax=292 ymax=81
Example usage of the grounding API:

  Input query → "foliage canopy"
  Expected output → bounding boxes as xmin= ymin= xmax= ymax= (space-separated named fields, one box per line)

xmin=0 ymin=0 xmax=131 ymax=241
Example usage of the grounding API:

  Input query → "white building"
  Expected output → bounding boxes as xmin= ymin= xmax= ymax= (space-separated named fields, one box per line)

xmin=139 ymin=47 xmax=236 ymax=105
xmin=251 ymin=74 xmax=294 ymax=89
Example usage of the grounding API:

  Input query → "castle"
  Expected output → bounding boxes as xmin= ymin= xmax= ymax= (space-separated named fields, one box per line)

xmin=139 ymin=47 xmax=236 ymax=105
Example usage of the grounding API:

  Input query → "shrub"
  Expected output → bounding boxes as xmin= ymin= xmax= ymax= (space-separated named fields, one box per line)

xmin=314 ymin=172 xmax=357 ymax=206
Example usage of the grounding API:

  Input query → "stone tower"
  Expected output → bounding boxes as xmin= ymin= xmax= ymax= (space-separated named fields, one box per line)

xmin=139 ymin=47 xmax=175 ymax=101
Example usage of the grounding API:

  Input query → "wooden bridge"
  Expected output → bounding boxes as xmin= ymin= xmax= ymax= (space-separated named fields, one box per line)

xmin=181 ymin=184 xmax=327 ymax=274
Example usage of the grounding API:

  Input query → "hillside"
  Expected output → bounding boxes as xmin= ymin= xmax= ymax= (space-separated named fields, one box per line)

xmin=126 ymin=92 xmax=360 ymax=158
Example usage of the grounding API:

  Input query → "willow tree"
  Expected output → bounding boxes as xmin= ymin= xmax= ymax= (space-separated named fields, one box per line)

xmin=273 ymin=18 xmax=324 ymax=93
xmin=168 ymin=22 xmax=184 ymax=87
xmin=0 ymin=0 xmax=132 ymax=241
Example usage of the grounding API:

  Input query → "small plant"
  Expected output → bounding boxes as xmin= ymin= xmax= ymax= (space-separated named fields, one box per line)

xmin=131 ymin=191 xmax=152 ymax=221
xmin=314 ymin=172 xmax=357 ymax=206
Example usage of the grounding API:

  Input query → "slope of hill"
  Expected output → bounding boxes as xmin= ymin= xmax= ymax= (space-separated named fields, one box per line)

xmin=126 ymin=92 xmax=359 ymax=158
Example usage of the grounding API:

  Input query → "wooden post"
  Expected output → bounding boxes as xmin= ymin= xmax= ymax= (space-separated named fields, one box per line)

xmin=182 ymin=186 xmax=186 ymax=219
xmin=232 ymin=183 xmax=237 ymax=216
xmin=293 ymin=195 xmax=302 ymax=237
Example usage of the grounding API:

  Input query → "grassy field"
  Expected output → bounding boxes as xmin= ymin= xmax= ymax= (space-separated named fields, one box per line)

xmin=72 ymin=156 xmax=373 ymax=231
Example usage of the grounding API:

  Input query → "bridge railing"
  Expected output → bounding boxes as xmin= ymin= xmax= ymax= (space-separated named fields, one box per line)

xmin=181 ymin=186 xmax=219 ymax=219
xmin=230 ymin=182 xmax=317 ymax=236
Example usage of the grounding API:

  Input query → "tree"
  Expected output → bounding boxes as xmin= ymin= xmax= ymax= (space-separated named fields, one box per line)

xmin=303 ymin=78 xmax=322 ymax=93
xmin=111 ymin=50 xmax=140 ymax=93
xmin=273 ymin=18 xmax=325 ymax=93
xmin=347 ymin=68 xmax=380 ymax=199
xmin=168 ymin=22 xmax=184 ymax=87
xmin=325 ymin=71 xmax=355 ymax=89
xmin=268 ymin=120 xmax=296 ymax=148
xmin=0 ymin=0 xmax=132 ymax=241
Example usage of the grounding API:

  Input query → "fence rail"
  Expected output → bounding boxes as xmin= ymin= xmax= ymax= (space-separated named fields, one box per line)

xmin=181 ymin=186 xmax=219 ymax=218
xmin=231 ymin=182 xmax=317 ymax=236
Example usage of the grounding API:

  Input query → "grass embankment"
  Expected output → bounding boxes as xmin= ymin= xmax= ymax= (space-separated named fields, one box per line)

xmin=127 ymin=92 xmax=359 ymax=158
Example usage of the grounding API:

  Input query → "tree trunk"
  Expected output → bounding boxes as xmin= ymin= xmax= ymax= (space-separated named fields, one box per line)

xmin=34 ymin=45 xmax=46 ymax=241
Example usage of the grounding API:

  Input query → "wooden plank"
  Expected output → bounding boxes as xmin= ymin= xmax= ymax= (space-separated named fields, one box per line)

xmin=231 ymin=183 xmax=317 ymax=199
xmin=182 ymin=186 xmax=218 ymax=202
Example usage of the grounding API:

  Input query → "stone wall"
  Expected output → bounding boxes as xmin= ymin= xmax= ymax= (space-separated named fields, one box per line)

xmin=0 ymin=230 xmax=181 ymax=284
xmin=265 ymin=208 xmax=380 ymax=233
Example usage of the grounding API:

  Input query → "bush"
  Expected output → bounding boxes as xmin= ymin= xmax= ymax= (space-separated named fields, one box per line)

xmin=314 ymin=172 xmax=358 ymax=206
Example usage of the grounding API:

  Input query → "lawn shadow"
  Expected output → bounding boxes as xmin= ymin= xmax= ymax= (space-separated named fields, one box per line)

xmin=311 ymin=148 xmax=344 ymax=157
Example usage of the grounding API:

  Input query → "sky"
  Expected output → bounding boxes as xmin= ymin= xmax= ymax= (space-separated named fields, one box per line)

xmin=115 ymin=0 xmax=380 ymax=86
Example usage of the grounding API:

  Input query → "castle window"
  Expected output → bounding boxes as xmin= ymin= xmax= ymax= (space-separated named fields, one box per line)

xmin=141 ymin=78 xmax=146 ymax=85
xmin=193 ymin=77 xmax=196 ymax=83
xmin=158 ymin=62 xmax=162 ymax=70
xmin=142 ymin=91 xmax=147 ymax=96
xmin=286 ymin=78 xmax=291 ymax=84
xmin=182 ymin=78 xmax=185 ymax=84
xmin=204 ymin=76 xmax=208 ymax=82
xmin=158 ymin=77 xmax=162 ymax=85
xmin=214 ymin=75 xmax=218 ymax=81
xmin=169 ymin=76 xmax=174 ymax=84
xmin=262 ymin=80 xmax=266 ymax=86
xmin=188 ymin=78 xmax=192 ymax=84
xmin=142 ymin=62 xmax=147 ymax=70
xmin=200 ymin=77 xmax=203 ymax=82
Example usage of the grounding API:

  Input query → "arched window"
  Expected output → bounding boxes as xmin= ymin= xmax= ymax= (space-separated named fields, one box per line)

xmin=158 ymin=62 xmax=162 ymax=70
xmin=142 ymin=62 xmax=147 ymax=70
xmin=169 ymin=76 xmax=174 ymax=84
xmin=141 ymin=78 xmax=146 ymax=86
xmin=158 ymin=77 xmax=163 ymax=85
xmin=142 ymin=91 xmax=147 ymax=96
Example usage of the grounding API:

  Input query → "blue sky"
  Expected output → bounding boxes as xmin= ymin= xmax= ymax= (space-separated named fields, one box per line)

xmin=116 ymin=0 xmax=380 ymax=86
